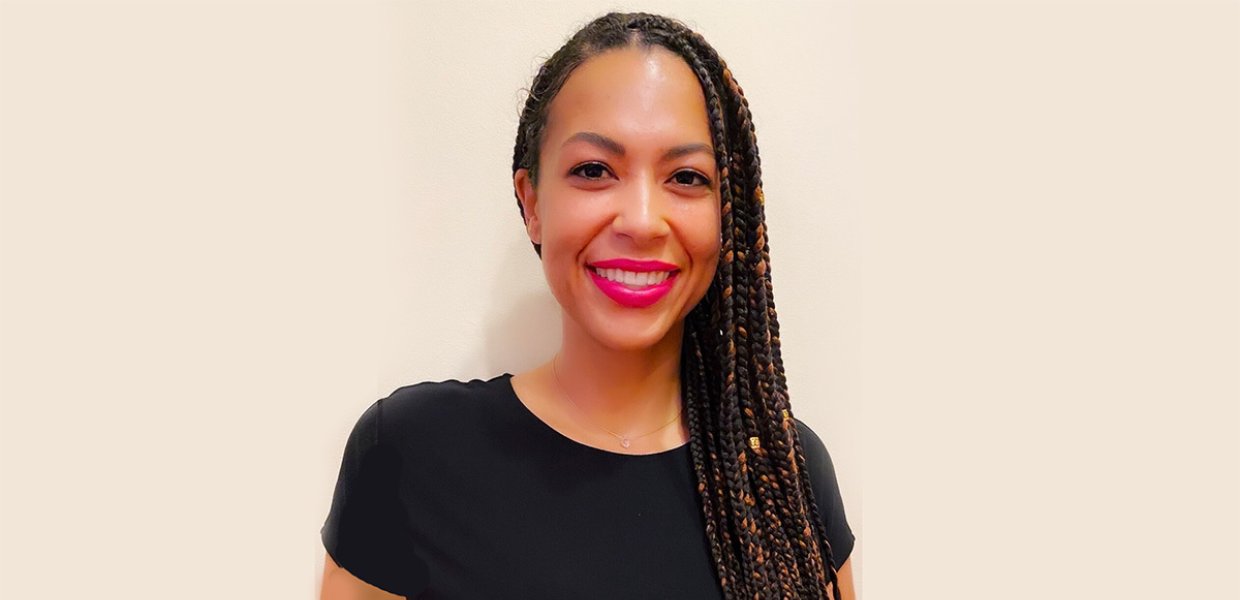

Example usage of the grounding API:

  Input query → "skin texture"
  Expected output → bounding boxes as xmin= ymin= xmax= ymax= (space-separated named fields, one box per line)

xmin=321 ymin=41 xmax=856 ymax=600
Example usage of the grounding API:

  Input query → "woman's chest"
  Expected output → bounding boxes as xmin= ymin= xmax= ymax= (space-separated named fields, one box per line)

xmin=401 ymin=451 xmax=725 ymax=599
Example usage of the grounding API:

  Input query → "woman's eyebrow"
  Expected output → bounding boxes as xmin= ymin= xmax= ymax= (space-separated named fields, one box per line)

xmin=661 ymin=143 xmax=713 ymax=161
xmin=563 ymin=131 xmax=714 ymax=161
xmin=564 ymin=132 xmax=625 ymax=156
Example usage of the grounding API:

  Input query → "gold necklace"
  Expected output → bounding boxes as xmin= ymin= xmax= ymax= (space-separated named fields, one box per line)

xmin=550 ymin=354 xmax=683 ymax=449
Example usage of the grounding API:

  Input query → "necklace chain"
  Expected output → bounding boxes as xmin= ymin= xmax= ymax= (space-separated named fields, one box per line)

xmin=550 ymin=354 xmax=683 ymax=449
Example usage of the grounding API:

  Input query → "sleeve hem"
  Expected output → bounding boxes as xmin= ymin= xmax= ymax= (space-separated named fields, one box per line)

xmin=321 ymin=523 xmax=410 ymax=598
xmin=831 ymin=531 xmax=856 ymax=571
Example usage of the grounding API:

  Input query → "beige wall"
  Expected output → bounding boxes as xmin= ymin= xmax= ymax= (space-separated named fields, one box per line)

xmin=1 ymin=1 xmax=1235 ymax=599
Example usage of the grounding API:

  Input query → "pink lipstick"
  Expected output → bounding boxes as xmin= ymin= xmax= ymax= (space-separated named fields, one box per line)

xmin=586 ymin=259 xmax=680 ymax=309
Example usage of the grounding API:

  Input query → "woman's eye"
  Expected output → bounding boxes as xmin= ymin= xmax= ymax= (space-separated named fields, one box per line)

xmin=672 ymin=170 xmax=710 ymax=187
xmin=570 ymin=162 xmax=611 ymax=180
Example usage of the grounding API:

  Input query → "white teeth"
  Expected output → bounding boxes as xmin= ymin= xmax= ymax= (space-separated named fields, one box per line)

xmin=594 ymin=267 xmax=672 ymax=286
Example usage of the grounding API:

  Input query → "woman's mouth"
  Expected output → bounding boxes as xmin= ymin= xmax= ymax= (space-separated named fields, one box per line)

xmin=587 ymin=266 xmax=679 ymax=308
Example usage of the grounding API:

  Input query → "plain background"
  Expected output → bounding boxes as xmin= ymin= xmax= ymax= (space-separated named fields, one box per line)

xmin=1 ymin=0 xmax=1235 ymax=598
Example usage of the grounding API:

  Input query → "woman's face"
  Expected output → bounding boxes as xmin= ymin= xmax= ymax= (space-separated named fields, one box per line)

xmin=515 ymin=45 xmax=722 ymax=352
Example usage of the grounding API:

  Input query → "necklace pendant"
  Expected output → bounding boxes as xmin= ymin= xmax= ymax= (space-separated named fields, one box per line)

xmin=620 ymin=438 xmax=631 ymax=448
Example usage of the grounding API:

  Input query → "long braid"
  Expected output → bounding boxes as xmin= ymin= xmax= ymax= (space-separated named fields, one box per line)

xmin=671 ymin=23 xmax=839 ymax=599
xmin=711 ymin=42 xmax=841 ymax=599
xmin=722 ymin=57 xmax=840 ymax=596
xmin=660 ymin=32 xmax=780 ymax=599
xmin=511 ymin=12 xmax=841 ymax=598
xmin=683 ymin=304 xmax=742 ymax=593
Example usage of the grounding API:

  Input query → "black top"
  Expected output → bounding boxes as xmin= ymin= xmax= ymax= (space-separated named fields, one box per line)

xmin=321 ymin=373 xmax=854 ymax=599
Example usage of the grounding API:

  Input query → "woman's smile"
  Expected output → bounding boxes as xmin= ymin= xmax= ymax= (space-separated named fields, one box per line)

xmin=587 ymin=265 xmax=681 ymax=308
xmin=585 ymin=257 xmax=682 ymax=307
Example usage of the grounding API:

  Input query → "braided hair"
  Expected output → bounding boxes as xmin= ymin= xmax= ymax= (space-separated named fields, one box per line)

xmin=511 ymin=12 xmax=841 ymax=599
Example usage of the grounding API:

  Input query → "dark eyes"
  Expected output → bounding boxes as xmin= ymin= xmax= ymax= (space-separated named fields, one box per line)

xmin=671 ymin=170 xmax=710 ymax=187
xmin=573 ymin=162 xmax=610 ymax=180
xmin=568 ymin=162 xmax=712 ymax=188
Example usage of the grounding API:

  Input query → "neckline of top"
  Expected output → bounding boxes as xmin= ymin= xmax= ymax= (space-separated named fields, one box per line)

xmin=497 ymin=372 xmax=691 ymax=459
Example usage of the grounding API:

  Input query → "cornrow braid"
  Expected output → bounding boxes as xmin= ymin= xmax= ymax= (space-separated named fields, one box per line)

xmin=511 ymin=12 xmax=841 ymax=599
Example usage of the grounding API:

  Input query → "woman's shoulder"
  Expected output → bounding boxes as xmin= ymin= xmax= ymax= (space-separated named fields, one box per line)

xmin=370 ymin=373 xmax=514 ymax=448
xmin=790 ymin=416 xmax=855 ymax=568
xmin=790 ymin=418 xmax=835 ymax=470
xmin=789 ymin=417 xmax=844 ymax=495
xmin=382 ymin=373 xmax=510 ymax=414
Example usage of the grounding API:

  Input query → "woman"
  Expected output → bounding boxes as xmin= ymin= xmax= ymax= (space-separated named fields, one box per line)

xmin=321 ymin=12 xmax=855 ymax=600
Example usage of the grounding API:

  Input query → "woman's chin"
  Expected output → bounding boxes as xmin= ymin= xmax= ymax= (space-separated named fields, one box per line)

xmin=579 ymin=316 xmax=679 ymax=352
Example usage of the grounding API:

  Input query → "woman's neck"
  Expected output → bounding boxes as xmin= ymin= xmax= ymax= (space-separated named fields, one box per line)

xmin=550 ymin=319 xmax=685 ymax=433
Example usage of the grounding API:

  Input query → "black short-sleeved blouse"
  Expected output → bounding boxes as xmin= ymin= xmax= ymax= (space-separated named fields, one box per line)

xmin=321 ymin=373 xmax=854 ymax=599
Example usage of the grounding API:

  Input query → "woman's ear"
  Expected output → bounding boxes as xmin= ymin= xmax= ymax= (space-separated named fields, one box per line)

xmin=514 ymin=168 xmax=542 ymax=245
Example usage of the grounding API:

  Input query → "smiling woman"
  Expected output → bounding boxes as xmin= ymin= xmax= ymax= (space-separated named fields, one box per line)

xmin=321 ymin=11 xmax=855 ymax=600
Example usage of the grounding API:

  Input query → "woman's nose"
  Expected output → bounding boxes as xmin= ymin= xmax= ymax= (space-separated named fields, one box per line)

xmin=611 ymin=176 xmax=671 ymax=242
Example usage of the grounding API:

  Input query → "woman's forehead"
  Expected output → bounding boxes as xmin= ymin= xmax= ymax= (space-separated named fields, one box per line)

xmin=542 ymin=45 xmax=713 ymax=153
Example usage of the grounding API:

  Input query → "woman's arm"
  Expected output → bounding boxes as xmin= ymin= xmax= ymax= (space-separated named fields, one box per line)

xmin=320 ymin=554 xmax=404 ymax=600
xmin=835 ymin=557 xmax=857 ymax=600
